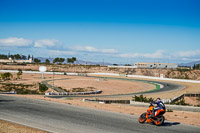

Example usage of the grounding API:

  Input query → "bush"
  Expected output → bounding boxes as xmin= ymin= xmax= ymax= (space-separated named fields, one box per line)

xmin=39 ymin=83 xmax=48 ymax=92
xmin=167 ymin=109 xmax=173 ymax=112
xmin=0 ymin=83 xmax=39 ymax=94
xmin=72 ymin=87 xmax=85 ymax=92
xmin=65 ymin=97 xmax=73 ymax=100
xmin=170 ymin=99 xmax=189 ymax=106
xmin=132 ymin=95 xmax=154 ymax=103
xmin=196 ymin=97 xmax=200 ymax=101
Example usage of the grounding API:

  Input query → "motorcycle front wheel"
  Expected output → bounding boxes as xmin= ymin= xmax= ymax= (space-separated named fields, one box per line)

xmin=138 ymin=113 xmax=147 ymax=123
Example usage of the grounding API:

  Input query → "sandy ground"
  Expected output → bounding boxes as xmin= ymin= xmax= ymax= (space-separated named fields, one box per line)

xmin=1 ymin=73 xmax=155 ymax=95
xmin=53 ymin=76 xmax=155 ymax=95
xmin=0 ymin=119 xmax=47 ymax=133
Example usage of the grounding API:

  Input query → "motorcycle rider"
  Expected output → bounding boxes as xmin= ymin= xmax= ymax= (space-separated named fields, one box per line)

xmin=149 ymin=98 xmax=166 ymax=118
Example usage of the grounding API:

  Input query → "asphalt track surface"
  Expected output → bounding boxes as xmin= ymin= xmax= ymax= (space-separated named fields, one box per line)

xmin=45 ymin=76 xmax=185 ymax=98
xmin=0 ymin=95 xmax=200 ymax=133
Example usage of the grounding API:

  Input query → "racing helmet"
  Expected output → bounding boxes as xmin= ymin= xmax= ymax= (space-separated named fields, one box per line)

xmin=156 ymin=98 xmax=161 ymax=102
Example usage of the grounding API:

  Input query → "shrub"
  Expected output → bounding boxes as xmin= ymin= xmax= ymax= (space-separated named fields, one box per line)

xmin=132 ymin=95 xmax=154 ymax=103
xmin=170 ymin=99 xmax=189 ymax=106
xmin=0 ymin=83 xmax=39 ymax=94
xmin=39 ymin=83 xmax=48 ymax=92
xmin=196 ymin=97 xmax=200 ymax=101
xmin=167 ymin=109 xmax=173 ymax=112
xmin=65 ymin=97 xmax=73 ymax=100
xmin=72 ymin=87 xmax=85 ymax=92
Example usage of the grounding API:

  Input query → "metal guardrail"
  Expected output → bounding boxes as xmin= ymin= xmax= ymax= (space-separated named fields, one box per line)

xmin=45 ymin=90 xmax=102 ymax=96
xmin=162 ymin=93 xmax=200 ymax=103
xmin=83 ymin=99 xmax=130 ymax=104
xmin=184 ymin=94 xmax=200 ymax=97
xmin=0 ymin=91 xmax=16 ymax=94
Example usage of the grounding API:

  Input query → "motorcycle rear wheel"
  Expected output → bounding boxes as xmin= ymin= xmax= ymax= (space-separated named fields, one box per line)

xmin=138 ymin=113 xmax=147 ymax=123
xmin=154 ymin=116 xmax=165 ymax=126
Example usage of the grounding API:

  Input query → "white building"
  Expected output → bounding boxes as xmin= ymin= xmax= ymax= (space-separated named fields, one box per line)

xmin=134 ymin=62 xmax=178 ymax=69
xmin=0 ymin=58 xmax=32 ymax=63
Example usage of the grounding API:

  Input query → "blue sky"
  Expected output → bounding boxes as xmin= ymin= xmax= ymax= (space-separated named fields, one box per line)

xmin=0 ymin=0 xmax=200 ymax=64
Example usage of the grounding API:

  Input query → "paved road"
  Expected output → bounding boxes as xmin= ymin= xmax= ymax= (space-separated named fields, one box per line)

xmin=0 ymin=95 xmax=199 ymax=133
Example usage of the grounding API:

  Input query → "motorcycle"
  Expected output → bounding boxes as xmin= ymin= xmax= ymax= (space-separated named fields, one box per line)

xmin=138 ymin=102 xmax=165 ymax=126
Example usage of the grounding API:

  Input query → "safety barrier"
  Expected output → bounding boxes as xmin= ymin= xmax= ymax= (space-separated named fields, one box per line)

xmin=45 ymin=90 xmax=102 ymax=95
xmin=83 ymin=99 xmax=130 ymax=104
xmin=184 ymin=94 xmax=200 ymax=97
xmin=0 ymin=91 xmax=16 ymax=94
xmin=162 ymin=93 xmax=200 ymax=103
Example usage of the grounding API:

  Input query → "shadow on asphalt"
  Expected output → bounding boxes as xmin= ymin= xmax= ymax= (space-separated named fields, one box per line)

xmin=140 ymin=122 xmax=180 ymax=127
xmin=163 ymin=122 xmax=180 ymax=126
xmin=0 ymin=100 xmax=14 ymax=102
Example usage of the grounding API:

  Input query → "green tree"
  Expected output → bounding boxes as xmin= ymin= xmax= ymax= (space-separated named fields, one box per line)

xmin=45 ymin=59 xmax=50 ymax=64
xmin=53 ymin=57 xmax=59 ymax=64
xmin=67 ymin=58 xmax=72 ymax=64
xmin=72 ymin=57 xmax=76 ymax=62
xmin=59 ymin=58 xmax=65 ymax=63
xmin=14 ymin=54 xmax=21 ymax=60
xmin=196 ymin=64 xmax=200 ymax=69
xmin=0 ymin=54 xmax=8 ymax=59
xmin=21 ymin=55 xmax=27 ymax=60
xmin=10 ymin=55 xmax=14 ymax=59
xmin=34 ymin=58 xmax=41 ymax=63
xmin=67 ymin=57 xmax=76 ymax=64
xmin=193 ymin=64 xmax=200 ymax=69
xmin=39 ymin=83 xmax=48 ymax=92
xmin=17 ymin=69 xmax=23 ymax=79
xmin=53 ymin=57 xmax=65 ymax=64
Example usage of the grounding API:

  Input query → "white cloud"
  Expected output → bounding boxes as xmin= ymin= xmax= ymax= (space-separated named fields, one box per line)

xmin=174 ymin=50 xmax=200 ymax=58
xmin=73 ymin=46 xmax=118 ymax=54
xmin=34 ymin=39 xmax=61 ymax=48
xmin=119 ymin=50 xmax=165 ymax=59
xmin=0 ymin=37 xmax=32 ymax=47
xmin=49 ymin=50 xmax=76 ymax=55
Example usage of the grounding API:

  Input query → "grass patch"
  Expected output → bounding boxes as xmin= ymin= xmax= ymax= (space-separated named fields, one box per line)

xmin=65 ymin=97 xmax=73 ymax=100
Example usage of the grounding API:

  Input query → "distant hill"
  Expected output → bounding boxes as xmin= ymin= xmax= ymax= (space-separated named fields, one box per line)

xmin=36 ymin=57 xmax=113 ymax=66
xmin=37 ymin=57 xmax=54 ymax=63
xmin=74 ymin=60 xmax=113 ymax=66
xmin=179 ymin=60 xmax=200 ymax=67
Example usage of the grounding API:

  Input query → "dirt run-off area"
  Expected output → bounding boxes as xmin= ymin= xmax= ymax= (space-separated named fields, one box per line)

xmin=0 ymin=73 xmax=155 ymax=95
xmin=0 ymin=119 xmax=47 ymax=133
xmin=0 ymin=73 xmax=200 ymax=131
